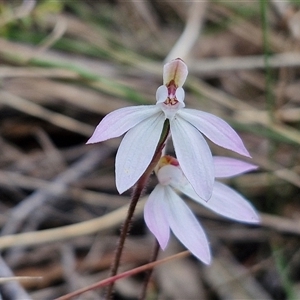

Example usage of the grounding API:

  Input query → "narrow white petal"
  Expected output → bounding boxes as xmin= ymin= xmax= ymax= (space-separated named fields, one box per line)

xmin=170 ymin=117 xmax=214 ymax=200
xmin=87 ymin=105 xmax=160 ymax=144
xmin=178 ymin=109 xmax=250 ymax=157
xmin=116 ymin=113 xmax=165 ymax=193
xmin=174 ymin=181 xmax=205 ymax=203
xmin=144 ymin=185 xmax=170 ymax=249
xmin=207 ymin=182 xmax=260 ymax=223
xmin=214 ymin=156 xmax=258 ymax=178
xmin=180 ymin=181 xmax=260 ymax=223
xmin=164 ymin=187 xmax=211 ymax=264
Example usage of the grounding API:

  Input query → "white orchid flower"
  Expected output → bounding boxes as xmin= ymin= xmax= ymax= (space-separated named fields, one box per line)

xmin=144 ymin=155 xmax=260 ymax=264
xmin=87 ymin=59 xmax=250 ymax=200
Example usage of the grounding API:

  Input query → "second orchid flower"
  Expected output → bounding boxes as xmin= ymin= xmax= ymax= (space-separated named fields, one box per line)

xmin=144 ymin=155 xmax=260 ymax=264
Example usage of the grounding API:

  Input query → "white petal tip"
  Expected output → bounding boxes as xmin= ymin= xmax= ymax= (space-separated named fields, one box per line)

xmin=198 ymin=252 xmax=211 ymax=265
xmin=201 ymin=189 xmax=213 ymax=202
xmin=86 ymin=135 xmax=105 ymax=144
xmin=159 ymin=242 xmax=168 ymax=250
xmin=237 ymin=146 xmax=252 ymax=158
xmin=244 ymin=152 xmax=252 ymax=158
xmin=237 ymin=212 xmax=260 ymax=224
xmin=116 ymin=182 xmax=129 ymax=194
xmin=190 ymin=179 xmax=213 ymax=202
xmin=117 ymin=188 xmax=128 ymax=195
xmin=86 ymin=139 xmax=94 ymax=144
xmin=203 ymin=257 xmax=212 ymax=265
xmin=247 ymin=215 xmax=260 ymax=224
xmin=231 ymin=146 xmax=250 ymax=158
xmin=202 ymin=197 xmax=210 ymax=203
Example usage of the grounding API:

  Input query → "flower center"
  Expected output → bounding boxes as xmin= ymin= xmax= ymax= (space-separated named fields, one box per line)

xmin=155 ymin=156 xmax=186 ymax=187
xmin=156 ymin=81 xmax=185 ymax=120
xmin=156 ymin=155 xmax=179 ymax=172
xmin=165 ymin=80 xmax=178 ymax=106
xmin=165 ymin=97 xmax=178 ymax=106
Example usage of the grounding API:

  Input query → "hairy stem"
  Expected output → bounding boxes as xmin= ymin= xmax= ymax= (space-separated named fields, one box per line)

xmin=105 ymin=120 xmax=170 ymax=299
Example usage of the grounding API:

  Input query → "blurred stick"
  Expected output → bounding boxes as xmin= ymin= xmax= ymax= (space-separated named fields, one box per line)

xmin=128 ymin=0 xmax=160 ymax=35
xmin=0 ymin=90 xmax=93 ymax=137
xmin=55 ymin=251 xmax=190 ymax=300
xmin=165 ymin=1 xmax=207 ymax=62
xmin=189 ymin=53 xmax=300 ymax=74
xmin=0 ymin=0 xmax=36 ymax=27
xmin=1 ymin=147 xmax=111 ymax=236
xmin=189 ymin=79 xmax=300 ymax=146
xmin=271 ymin=0 xmax=300 ymax=40
xmin=0 ymin=255 xmax=32 ymax=300
xmin=211 ymin=3 xmax=288 ymax=52
xmin=203 ymin=245 xmax=272 ymax=300
xmin=0 ymin=66 xmax=78 ymax=79
xmin=25 ymin=17 xmax=67 ymax=62
xmin=0 ymin=277 xmax=42 ymax=284
xmin=9 ymin=51 xmax=300 ymax=79
xmin=1 ymin=203 xmax=300 ymax=250
xmin=0 ymin=199 xmax=145 ymax=250
xmin=0 ymin=171 xmax=128 ymax=207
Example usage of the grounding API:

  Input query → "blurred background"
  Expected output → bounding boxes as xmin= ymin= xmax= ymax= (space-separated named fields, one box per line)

xmin=0 ymin=0 xmax=300 ymax=299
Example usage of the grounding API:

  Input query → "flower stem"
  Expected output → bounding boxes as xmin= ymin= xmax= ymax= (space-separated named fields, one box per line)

xmin=105 ymin=179 xmax=145 ymax=299
xmin=105 ymin=120 xmax=170 ymax=299
xmin=138 ymin=240 xmax=160 ymax=300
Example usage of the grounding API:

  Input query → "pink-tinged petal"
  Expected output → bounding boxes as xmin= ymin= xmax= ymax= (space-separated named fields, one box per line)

xmin=116 ymin=113 xmax=165 ymax=193
xmin=87 ymin=105 xmax=160 ymax=144
xmin=163 ymin=59 xmax=188 ymax=87
xmin=181 ymin=181 xmax=260 ymax=223
xmin=175 ymin=180 xmax=259 ymax=224
xmin=144 ymin=185 xmax=170 ymax=249
xmin=170 ymin=117 xmax=214 ymax=200
xmin=163 ymin=186 xmax=211 ymax=264
xmin=213 ymin=156 xmax=258 ymax=178
xmin=208 ymin=182 xmax=260 ymax=223
xmin=178 ymin=109 xmax=250 ymax=157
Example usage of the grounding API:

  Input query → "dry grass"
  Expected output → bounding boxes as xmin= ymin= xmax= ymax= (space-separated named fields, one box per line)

xmin=0 ymin=1 xmax=300 ymax=299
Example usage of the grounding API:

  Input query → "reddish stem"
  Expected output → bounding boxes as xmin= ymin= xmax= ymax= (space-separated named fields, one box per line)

xmin=54 ymin=251 xmax=189 ymax=300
